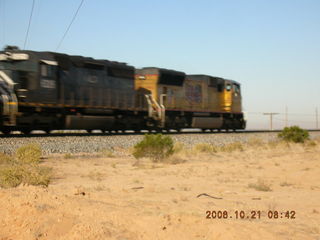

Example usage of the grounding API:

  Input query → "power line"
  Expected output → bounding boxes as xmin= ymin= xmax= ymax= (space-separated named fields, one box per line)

xmin=246 ymin=111 xmax=317 ymax=117
xmin=273 ymin=117 xmax=316 ymax=124
xmin=0 ymin=0 xmax=5 ymax=48
xmin=56 ymin=0 xmax=85 ymax=51
xmin=23 ymin=0 xmax=35 ymax=50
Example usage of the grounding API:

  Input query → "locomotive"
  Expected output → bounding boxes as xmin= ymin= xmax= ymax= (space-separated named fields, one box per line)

xmin=0 ymin=46 xmax=245 ymax=134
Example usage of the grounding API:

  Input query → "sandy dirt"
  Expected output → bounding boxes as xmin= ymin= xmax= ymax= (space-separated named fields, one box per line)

xmin=0 ymin=142 xmax=320 ymax=240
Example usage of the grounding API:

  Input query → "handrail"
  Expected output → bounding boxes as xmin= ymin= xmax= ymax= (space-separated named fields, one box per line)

xmin=144 ymin=94 xmax=166 ymax=127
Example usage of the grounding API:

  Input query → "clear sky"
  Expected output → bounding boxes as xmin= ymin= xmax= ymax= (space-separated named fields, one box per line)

xmin=1 ymin=0 xmax=319 ymax=129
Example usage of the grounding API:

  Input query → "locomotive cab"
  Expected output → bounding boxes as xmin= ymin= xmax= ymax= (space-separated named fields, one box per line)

xmin=220 ymin=80 xmax=242 ymax=113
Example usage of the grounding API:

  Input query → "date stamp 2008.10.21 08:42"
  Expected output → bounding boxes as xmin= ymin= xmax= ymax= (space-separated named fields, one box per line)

xmin=205 ymin=210 xmax=296 ymax=220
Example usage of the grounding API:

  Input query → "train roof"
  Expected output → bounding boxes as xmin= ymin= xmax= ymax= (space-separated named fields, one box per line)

xmin=0 ymin=46 xmax=133 ymax=70
xmin=188 ymin=74 xmax=241 ymax=85
xmin=136 ymin=67 xmax=186 ymax=76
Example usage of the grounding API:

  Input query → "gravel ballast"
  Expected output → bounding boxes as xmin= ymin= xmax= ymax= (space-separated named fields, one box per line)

xmin=1 ymin=131 xmax=320 ymax=155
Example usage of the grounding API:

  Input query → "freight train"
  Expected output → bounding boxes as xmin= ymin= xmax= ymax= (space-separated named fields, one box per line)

xmin=0 ymin=46 xmax=245 ymax=134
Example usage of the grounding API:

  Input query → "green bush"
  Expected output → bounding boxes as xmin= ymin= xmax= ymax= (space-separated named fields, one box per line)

xmin=133 ymin=134 xmax=174 ymax=162
xmin=278 ymin=126 xmax=309 ymax=143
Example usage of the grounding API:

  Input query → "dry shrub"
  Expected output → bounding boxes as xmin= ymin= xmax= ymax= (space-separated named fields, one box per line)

xmin=248 ymin=179 xmax=272 ymax=192
xmin=173 ymin=142 xmax=185 ymax=153
xmin=0 ymin=144 xmax=51 ymax=188
xmin=193 ymin=143 xmax=217 ymax=154
xmin=0 ymin=164 xmax=51 ymax=188
xmin=0 ymin=152 xmax=13 ymax=165
xmin=133 ymin=134 xmax=174 ymax=162
xmin=16 ymin=143 xmax=41 ymax=164
xmin=219 ymin=142 xmax=244 ymax=152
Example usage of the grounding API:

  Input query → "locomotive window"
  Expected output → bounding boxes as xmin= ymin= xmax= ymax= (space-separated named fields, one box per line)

xmin=217 ymin=84 xmax=223 ymax=92
xmin=226 ymin=84 xmax=232 ymax=91
xmin=159 ymin=73 xmax=185 ymax=86
xmin=107 ymin=67 xmax=134 ymax=79
xmin=41 ymin=64 xmax=55 ymax=78
xmin=208 ymin=78 xmax=217 ymax=87
xmin=19 ymin=71 xmax=29 ymax=89
xmin=233 ymin=84 xmax=240 ymax=93
xmin=41 ymin=65 xmax=48 ymax=77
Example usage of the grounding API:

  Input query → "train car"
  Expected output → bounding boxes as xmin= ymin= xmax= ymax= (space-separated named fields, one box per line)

xmin=0 ymin=46 xmax=148 ymax=134
xmin=135 ymin=67 xmax=246 ymax=131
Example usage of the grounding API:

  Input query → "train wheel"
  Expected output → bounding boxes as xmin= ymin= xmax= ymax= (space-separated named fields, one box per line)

xmin=20 ymin=128 xmax=31 ymax=134
xmin=2 ymin=128 xmax=11 ymax=135
xmin=43 ymin=129 xmax=51 ymax=134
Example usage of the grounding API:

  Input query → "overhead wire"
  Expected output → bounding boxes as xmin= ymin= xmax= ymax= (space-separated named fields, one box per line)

xmin=55 ymin=0 xmax=85 ymax=51
xmin=0 ymin=0 xmax=5 ymax=48
xmin=23 ymin=0 xmax=36 ymax=50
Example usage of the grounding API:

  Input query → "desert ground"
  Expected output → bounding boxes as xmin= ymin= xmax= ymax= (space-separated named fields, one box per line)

xmin=0 ymin=139 xmax=319 ymax=240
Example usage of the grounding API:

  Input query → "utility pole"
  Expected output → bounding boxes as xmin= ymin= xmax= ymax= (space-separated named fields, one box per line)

xmin=263 ymin=113 xmax=279 ymax=131
xmin=316 ymin=107 xmax=319 ymax=129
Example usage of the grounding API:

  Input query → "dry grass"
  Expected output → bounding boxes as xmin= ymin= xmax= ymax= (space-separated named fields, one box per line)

xmin=248 ymin=179 xmax=272 ymax=192
xmin=0 ymin=144 xmax=51 ymax=188
xmin=64 ymin=153 xmax=73 ymax=159
xmin=84 ymin=170 xmax=106 ymax=181
xmin=304 ymin=140 xmax=317 ymax=148
xmin=280 ymin=181 xmax=294 ymax=187
xmin=100 ymin=149 xmax=115 ymax=158
xmin=0 ymin=163 xmax=51 ymax=188
xmin=164 ymin=155 xmax=186 ymax=164
xmin=193 ymin=143 xmax=217 ymax=154
xmin=247 ymin=137 xmax=265 ymax=147
xmin=15 ymin=143 xmax=41 ymax=164
xmin=0 ymin=152 xmax=13 ymax=165
xmin=219 ymin=142 xmax=244 ymax=152
xmin=173 ymin=142 xmax=185 ymax=153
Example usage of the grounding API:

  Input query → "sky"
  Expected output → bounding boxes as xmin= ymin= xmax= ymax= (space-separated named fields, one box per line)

xmin=0 ymin=0 xmax=319 ymax=130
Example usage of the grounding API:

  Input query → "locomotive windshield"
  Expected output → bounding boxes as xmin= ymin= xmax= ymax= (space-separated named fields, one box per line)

xmin=159 ymin=72 xmax=185 ymax=86
xmin=0 ymin=57 xmax=37 ymax=90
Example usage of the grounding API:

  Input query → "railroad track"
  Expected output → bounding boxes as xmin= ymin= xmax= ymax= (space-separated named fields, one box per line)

xmin=1 ymin=129 xmax=320 ymax=139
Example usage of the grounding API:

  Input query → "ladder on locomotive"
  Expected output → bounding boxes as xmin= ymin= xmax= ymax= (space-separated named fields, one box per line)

xmin=144 ymin=94 xmax=165 ymax=128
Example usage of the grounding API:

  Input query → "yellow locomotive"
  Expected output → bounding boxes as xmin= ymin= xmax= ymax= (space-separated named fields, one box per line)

xmin=135 ymin=67 xmax=245 ymax=131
